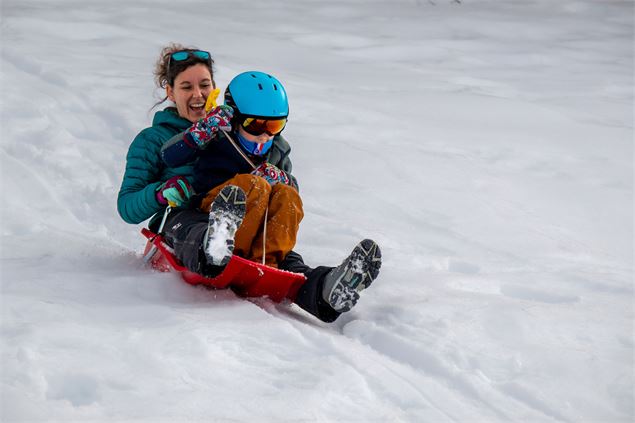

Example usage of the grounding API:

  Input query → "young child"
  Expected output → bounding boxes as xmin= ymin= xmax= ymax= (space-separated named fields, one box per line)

xmin=160 ymin=70 xmax=382 ymax=320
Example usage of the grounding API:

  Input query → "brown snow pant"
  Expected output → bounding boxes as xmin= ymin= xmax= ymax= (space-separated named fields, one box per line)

xmin=200 ymin=174 xmax=304 ymax=268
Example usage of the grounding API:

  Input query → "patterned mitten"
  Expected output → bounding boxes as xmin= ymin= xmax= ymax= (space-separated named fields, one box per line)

xmin=184 ymin=105 xmax=233 ymax=149
xmin=251 ymin=162 xmax=294 ymax=187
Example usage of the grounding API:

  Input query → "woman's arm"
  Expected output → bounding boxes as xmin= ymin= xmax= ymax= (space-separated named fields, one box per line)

xmin=117 ymin=130 xmax=165 ymax=224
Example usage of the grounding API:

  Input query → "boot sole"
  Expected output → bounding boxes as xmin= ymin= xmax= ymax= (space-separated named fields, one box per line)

xmin=205 ymin=185 xmax=247 ymax=267
xmin=327 ymin=239 xmax=382 ymax=312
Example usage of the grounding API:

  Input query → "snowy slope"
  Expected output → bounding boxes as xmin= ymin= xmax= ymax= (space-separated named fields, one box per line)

xmin=1 ymin=0 xmax=633 ymax=421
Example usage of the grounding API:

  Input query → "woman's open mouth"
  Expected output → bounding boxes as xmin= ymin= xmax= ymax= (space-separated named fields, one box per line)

xmin=189 ymin=102 xmax=205 ymax=114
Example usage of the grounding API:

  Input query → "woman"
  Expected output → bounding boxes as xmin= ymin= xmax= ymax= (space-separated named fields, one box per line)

xmin=118 ymin=44 xmax=381 ymax=322
xmin=117 ymin=43 xmax=212 ymax=231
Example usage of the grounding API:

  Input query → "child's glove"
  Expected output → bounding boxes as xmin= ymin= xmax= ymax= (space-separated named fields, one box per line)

xmin=156 ymin=176 xmax=194 ymax=207
xmin=184 ymin=105 xmax=233 ymax=149
xmin=251 ymin=163 xmax=295 ymax=188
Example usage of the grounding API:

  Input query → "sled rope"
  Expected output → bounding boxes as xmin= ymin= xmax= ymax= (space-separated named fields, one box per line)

xmin=262 ymin=206 xmax=268 ymax=265
xmin=221 ymin=129 xmax=257 ymax=169
xmin=220 ymin=130 xmax=268 ymax=265
xmin=143 ymin=206 xmax=171 ymax=263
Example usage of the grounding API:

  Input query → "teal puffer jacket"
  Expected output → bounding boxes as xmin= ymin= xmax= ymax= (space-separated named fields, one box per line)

xmin=117 ymin=108 xmax=194 ymax=225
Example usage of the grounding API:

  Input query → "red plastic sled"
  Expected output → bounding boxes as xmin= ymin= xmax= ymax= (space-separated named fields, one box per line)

xmin=141 ymin=228 xmax=306 ymax=302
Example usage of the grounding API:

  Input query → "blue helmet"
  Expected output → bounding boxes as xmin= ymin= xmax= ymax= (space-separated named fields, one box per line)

xmin=224 ymin=71 xmax=289 ymax=118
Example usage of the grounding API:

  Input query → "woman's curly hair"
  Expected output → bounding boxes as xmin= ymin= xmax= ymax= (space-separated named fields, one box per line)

xmin=153 ymin=43 xmax=215 ymax=107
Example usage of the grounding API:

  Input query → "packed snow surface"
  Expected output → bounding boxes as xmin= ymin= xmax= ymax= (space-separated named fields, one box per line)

xmin=1 ymin=0 xmax=633 ymax=422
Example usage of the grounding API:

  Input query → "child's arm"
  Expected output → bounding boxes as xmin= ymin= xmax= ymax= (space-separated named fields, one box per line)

xmin=161 ymin=105 xmax=233 ymax=167
xmin=161 ymin=131 xmax=197 ymax=167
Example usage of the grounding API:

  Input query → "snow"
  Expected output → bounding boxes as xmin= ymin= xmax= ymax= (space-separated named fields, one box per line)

xmin=1 ymin=0 xmax=633 ymax=421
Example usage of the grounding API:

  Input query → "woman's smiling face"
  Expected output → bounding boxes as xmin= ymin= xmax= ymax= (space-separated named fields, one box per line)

xmin=166 ymin=63 xmax=214 ymax=122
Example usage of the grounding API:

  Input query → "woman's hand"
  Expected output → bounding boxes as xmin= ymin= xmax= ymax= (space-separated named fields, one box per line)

xmin=156 ymin=176 xmax=194 ymax=207
xmin=184 ymin=105 xmax=234 ymax=149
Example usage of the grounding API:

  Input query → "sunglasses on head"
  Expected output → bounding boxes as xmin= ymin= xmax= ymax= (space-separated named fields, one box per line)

xmin=171 ymin=50 xmax=211 ymax=62
xmin=241 ymin=117 xmax=287 ymax=136
xmin=167 ymin=50 xmax=212 ymax=77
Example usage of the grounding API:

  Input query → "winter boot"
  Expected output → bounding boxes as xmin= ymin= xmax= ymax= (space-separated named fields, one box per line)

xmin=203 ymin=185 xmax=247 ymax=267
xmin=322 ymin=239 xmax=382 ymax=312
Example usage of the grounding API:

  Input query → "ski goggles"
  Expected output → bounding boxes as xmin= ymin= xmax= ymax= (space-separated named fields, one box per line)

xmin=241 ymin=117 xmax=287 ymax=136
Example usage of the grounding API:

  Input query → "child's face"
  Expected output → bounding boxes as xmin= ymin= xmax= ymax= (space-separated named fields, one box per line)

xmin=237 ymin=125 xmax=274 ymax=144
xmin=167 ymin=63 xmax=214 ymax=123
